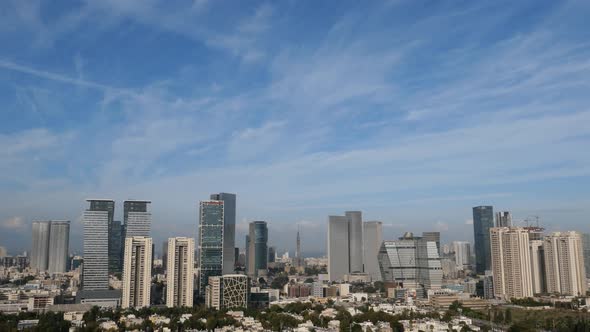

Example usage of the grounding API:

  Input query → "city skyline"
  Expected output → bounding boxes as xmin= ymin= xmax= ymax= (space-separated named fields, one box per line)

xmin=2 ymin=0 xmax=590 ymax=253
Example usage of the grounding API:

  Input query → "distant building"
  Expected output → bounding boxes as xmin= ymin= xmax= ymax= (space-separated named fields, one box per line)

xmin=363 ymin=221 xmax=383 ymax=282
xmin=543 ymin=231 xmax=587 ymax=296
xmin=166 ymin=237 xmax=195 ymax=308
xmin=422 ymin=232 xmax=441 ymax=256
xmin=268 ymin=246 xmax=276 ymax=264
xmin=83 ymin=199 xmax=113 ymax=290
xmin=31 ymin=220 xmax=70 ymax=273
xmin=288 ymin=283 xmax=311 ymax=298
xmin=378 ymin=232 xmax=442 ymax=297
xmin=295 ymin=228 xmax=302 ymax=269
xmin=483 ymin=270 xmax=494 ymax=299
xmin=583 ymin=234 xmax=590 ymax=279
xmin=198 ymin=200 xmax=224 ymax=295
xmin=123 ymin=200 xmax=151 ymax=238
xmin=205 ymin=275 xmax=249 ymax=310
xmin=451 ymin=241 xmax=471 ymax=270
xmin=210 ymin=193 xmax=236 ymax=275
xmin=247 ymin=221 xmax=268 ymax=277
xmin=108 ymin=220 xmax=123 ymax=273
xmin=473 ymin=206 xmax=493 ymax=274
xmin=327 ymin=211 xmax=365 ymax=281
xmin=122 ymin=237 xmax=152 ymax=308
xmin=495 ymin=211 xmax=512 ymax=227
xmin=490 ymin=227 xmax=533 ymax=299
xmin=529 ymin=240 xmax=546 ymax=294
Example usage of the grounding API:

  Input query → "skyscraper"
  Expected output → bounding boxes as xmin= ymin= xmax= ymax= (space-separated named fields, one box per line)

xmin=473 ymin=206 xmax=493 ymax=274
xmin=268 ymin=246 xmax=276 ymax=264
xmin=378 ymin=233 xmax=442 ymax=296
xmin=122 ymin=236 xmax=152 ymax=308
xmin=490 ymin=227 xmax=533 ymax=299
xmin=295 ymin=227 xmax=302 ymax=269
xmin=31 ymin=221 xmax=51 ymax=271
xmin=583 ymin=234 xmax=590 ymax=279
xmin=543 ymin=231 xmax=587 ymax=296
xmin=327 ymin=211 xmax=366 ymax=281
xmin=47 ymin=221 xmax=70 ymax=274
xmin=123 ymin=200 xmax=151 ymax=238
xmin=529 ymin=240 xmax=546 ymax=294
xmin=247 ymin=221 xmax=268 ymax=277
xmin=198 ymin=200 xmax=224 ymax=295
xmin=210 ymin=193 xmax=236 ymax=275
xmin=166 ymin=237 xmax=195 ymax=308
xmin=346 ymin=211 xmax=363 ymax=273
xmin=83 ymin=199 xmax=113 ymax=290
xmin=495 ymin=211 xmax=512 ymax=227
xmin=451 ymin=241 xmax=471 ymax=270
xmin=327 ymin=215 xmax=350 ymax=281
xmin=109 ymin=220 xmax=123 ymax=273
xmin=363 ymin=221 xmax=383 ymax=281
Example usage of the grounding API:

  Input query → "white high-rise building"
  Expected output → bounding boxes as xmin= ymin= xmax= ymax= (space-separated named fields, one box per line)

xmin=529 ymin=240 xmax=546 ymax=294
xmin=490 ymin=227 xmax=533 ymax=299
xmin=83 ymin=199 xmax=113 ymax=291
xmin=47 ymin=221 xmax=70 ymax=274
xmin=166 ymin=237 xmax=195 ymax=307
xmin=451 ymin=241 xmax=471 ymax=270
xmin=122 ymin=237 xmax=152 ymax=308
xmin=543 ymin=231 xmax=587 ymax=296
xmin=363 ymin=221 xmax=383 ymax=281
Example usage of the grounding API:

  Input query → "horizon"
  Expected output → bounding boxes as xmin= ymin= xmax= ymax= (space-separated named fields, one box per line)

xmin=2 ymin=0 xmax=590 ymax=254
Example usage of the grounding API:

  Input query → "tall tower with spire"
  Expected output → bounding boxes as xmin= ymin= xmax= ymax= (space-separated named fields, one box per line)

xmin=296 ymin=226 xmax=302 ymax=268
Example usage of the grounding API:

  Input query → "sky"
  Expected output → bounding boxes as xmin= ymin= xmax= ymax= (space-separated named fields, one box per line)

xmin=1 ymin=0 xmax=590 ymax=256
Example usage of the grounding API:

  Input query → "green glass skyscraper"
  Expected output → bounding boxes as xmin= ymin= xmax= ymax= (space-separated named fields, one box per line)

xmin=473 ymin=206 xmax=493 ymax=274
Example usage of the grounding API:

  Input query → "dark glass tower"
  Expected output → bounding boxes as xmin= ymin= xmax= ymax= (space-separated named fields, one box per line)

xmin=473 ymin=206 xmax=494 ymax=274
xmin=247 ymin=221 xmax=268 ymax=277
xmin=109 ymin=220 xmax=123 ymax=273
xmin=198 ymin=200 xmax=224 ymax=295
xmin=209 ymin=193 xmax=236 ymax=274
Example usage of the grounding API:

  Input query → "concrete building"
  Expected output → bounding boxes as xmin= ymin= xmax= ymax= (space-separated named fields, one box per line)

xmin=378 ymin=233 xmax=442 ymax=297
xmin=31 ymin=221 xmax=51 ymax=271
xmin=583 ymin=234 xmax=590 ymax=279
xmin=83 ymin=199 xmax=113 ymax=291
xmin=47 ymin=221 xmax=70 ymax=274
xmin=483 ymin=270 xmax=494 ymax=299
xmin=247 ymin=221 xmax=268 ymax=277
xmin=205 ymin=275 xmax=249 ymax=310
xmin=210 ymin=193 xmax=236 ymax=275
xmin=543 ymin=231 xmax=587 ymax=296
xmin=451 ymin=241 xmax=471 ymax=270
xmin=495 ymin=211 xmax=512 ymax=227
xmin=166 ymin=237 xmax=195 ymax=307
xmin=31 ymin=220 xmax=70 ymax=273
xmin=490 ymin=227 xmax=533 ymax=299
xmin=198 ymin=200 xmax=224 ymax=295
xmin=327 ymin=216 xmax=350 ymax=281
xmin=327 ymin=211 xmax=367 ymax=281
xmin=529 ymin=240 xmax=546 ymax=294
xmin=363 ymin=221 xmax=383 ymax=282
xmin=346 ymin=211 xmax=363 ymax=274
xmin=122 ymin=237 xmax=152 ymax=308
xmin=123 ymin=200 xmax=151 ymax=238
xmin=473 ymin=206 xmax=493 ymax=274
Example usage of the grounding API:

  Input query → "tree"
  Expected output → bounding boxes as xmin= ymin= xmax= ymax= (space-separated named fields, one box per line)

xmin=505 ymin=308 xmax=512 ymax=324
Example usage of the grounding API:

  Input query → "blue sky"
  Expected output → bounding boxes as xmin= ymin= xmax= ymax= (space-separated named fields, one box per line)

xmin=1 ymin=0 xmax=590 ymax=255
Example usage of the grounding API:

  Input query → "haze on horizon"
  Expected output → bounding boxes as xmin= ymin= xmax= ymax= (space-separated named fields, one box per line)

xmin=1 ymin=0 xmax=590 ymax=255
